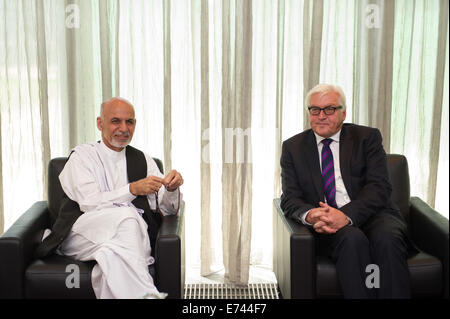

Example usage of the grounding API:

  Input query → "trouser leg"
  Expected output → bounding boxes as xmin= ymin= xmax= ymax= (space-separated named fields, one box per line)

xmin=60 ymin=217 xmax=163 ymax=299
xmin=318 ymin=226 xmax=376 ymax=299
xmin=91 ymin=218 xmax=162 ymax=299
xmin=363 ymin=213 xmax=410 ymax=298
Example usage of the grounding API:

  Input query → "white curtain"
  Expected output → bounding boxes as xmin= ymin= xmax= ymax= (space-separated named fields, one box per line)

xmin=390 ymin=0 xmax=449 ymax=213
xmin=1 ymin=0 xmax=448 ymax=286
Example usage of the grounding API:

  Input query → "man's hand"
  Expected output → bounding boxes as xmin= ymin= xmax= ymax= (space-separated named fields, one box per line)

xmin=306 ymin=205 xmax=329 ymax=225
xmin=307 ymin=202 xmax=350 ymax=234
xmin=163 ymin=170 xmax=184 ymax=192
xmin=306 ymin=203 xmax=338 ymax=234
xmin=129 ymin=176 xmax=164 ymax=196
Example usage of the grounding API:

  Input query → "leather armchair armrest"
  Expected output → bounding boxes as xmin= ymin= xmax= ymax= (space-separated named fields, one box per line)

xmin=273 ymin=198 xmax=315 ymax=299
xmin=0 ymin=201 xmax=50 ymax=298
xmin=154 ymin=201 xmax=185 ymax=299
xmin=410 ymin=197 xmax=449 ymax=298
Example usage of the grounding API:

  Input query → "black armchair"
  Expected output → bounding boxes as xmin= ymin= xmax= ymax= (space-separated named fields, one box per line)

xmin=0 ymin=157 xmax=185 ymax=299
xmin=273 ymin=154 xmax=448 ymax=298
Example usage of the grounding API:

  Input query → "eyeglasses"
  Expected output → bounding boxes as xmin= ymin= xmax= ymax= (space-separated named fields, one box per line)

xmin=308 ymin=106 xmax=343 ymax=116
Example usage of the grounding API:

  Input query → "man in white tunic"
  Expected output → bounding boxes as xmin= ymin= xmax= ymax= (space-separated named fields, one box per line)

xmin=45 ymin=98 xmax=183 ymax=299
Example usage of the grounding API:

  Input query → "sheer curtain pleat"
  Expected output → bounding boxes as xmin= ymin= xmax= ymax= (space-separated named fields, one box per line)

xmin=351 ymin=0 xmax=395 ymax=150
xmin=221 ymin=0 xmax=253 ymax=284
xmin=280 ymin=0 xmax=305 ymax=142
xmin=319 ymin=0 xmax=354 ymax=125
xmin=98 ymin=0 xmax=119 ymax=101
xmin=200 ymin=0 xmax=224 ymax=276
xmin=427 ymin=0 xmax=448 ymax=208
xmin=44 ymin=0 xmax=70 ymax=158
xmin=391 ymin=0 xmax=446 ymax=209
xmin=1 ymin=0 xmax=45 ymax=230
xmin=200 ymin=0 xmax=215 ymax=277
xmin=435 ymin=20 xmax=448 ymax=216
xmin=117 ymin=0 xmax=165 ymax=162
xmin=170 ymin=0 xmax=203 ymax=277
xmin=302 ymin=0 xmax=323 ymax=129
xmin=251 ymin=0 xmax=278 ymax=268
xmin=65 ymin=0 xmax=102 ymax=148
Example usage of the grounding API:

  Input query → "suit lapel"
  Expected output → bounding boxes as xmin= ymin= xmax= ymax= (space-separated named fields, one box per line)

xmin=339 ymin=125 xmax=353 ymax=199
xmin=304 ymin=130 xmax=324 ymax=202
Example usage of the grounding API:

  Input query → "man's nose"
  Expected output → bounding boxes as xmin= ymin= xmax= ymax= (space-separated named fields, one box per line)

xmin=119 ymin=121 xmax=128 ymax=132
xmin=318 ymin=110 xmax=327 ymax=119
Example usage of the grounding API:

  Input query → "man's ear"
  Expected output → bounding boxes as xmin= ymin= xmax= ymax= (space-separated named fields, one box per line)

xmin=97 ymin=117 xmax=103 ymax=131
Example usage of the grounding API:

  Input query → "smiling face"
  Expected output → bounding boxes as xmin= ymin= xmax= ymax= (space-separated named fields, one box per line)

xmin=308 ymin=91 xmax=346 ymax=138
xmin=97 ymin=98 xmax=136 ymax=152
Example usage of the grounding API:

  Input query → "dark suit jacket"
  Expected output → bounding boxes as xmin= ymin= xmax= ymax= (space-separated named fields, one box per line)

xmin=280 ymin=123 xmax=402 ymax=228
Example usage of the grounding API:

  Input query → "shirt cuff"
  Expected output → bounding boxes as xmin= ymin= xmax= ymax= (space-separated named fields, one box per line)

xmin=299 ymin=210 xmax=313 ymax=226
xmin=346 ymin=215 xmax=353 ymax=226
xmin=124 ymin=183 xmax=137 ymax=202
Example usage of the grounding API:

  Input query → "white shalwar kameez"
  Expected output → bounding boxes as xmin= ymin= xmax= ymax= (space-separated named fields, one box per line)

xmin=54 ymin=141 xmax=181 ymax=299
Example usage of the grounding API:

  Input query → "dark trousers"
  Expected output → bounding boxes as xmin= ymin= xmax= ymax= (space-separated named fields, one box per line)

xmin=315 ymin=213 xmax=411 ymax=299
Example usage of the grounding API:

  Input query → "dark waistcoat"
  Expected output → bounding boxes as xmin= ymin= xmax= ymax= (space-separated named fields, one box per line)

xmin=35 ymin=145 xmax=162 ymax=259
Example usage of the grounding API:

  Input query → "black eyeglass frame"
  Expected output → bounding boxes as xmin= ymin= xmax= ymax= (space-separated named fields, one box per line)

xmin=307 ymin=105 xmax=343 ymax=115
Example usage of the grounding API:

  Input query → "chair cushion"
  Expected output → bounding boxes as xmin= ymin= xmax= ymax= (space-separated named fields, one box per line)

xmin=25 ymin=254 xmax=156 ymax=299
xmin=25 ymin=254 xmax=96 ymax=299
xmin=315 ymin=250 xmax=442 ymax=298
xmin=408 ymin=251 xmax=443 ymax=297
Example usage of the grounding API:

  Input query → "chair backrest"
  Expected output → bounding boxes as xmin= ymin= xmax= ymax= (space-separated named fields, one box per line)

xmin=47 ymin=156 xmax=164 ymax=227
xmin=386 ymin=154 xmax=410 ymax=223
xmin=47 ymin=157 xmax=68 ymax=226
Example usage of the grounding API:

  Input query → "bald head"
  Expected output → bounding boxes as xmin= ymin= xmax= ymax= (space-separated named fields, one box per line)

xmin=100 ymin=97 xmax=135 ymax=120
xmin=97 ymin=97 xmax=136 ymax=151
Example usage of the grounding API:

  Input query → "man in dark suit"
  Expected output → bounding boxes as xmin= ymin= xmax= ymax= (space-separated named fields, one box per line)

xmin=280 ymin=84 xmax=410 ymax=298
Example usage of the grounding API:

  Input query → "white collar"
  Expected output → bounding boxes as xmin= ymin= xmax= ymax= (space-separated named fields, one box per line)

xmin=98 ymin=140 xmax=126 ymax=161
xmin=314 ymin=129 xmax=342 ymax=146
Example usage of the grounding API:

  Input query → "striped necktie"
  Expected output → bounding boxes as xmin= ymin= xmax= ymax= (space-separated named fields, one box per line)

xmin=321 ymin=138 xmax=337 ymax=208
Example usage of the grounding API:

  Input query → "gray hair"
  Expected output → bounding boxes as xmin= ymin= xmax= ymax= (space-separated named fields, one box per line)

xmin=305 ymin=84 xmax=347 ymax=111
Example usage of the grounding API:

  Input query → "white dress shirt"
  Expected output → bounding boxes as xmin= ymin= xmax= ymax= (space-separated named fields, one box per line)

xmin=300 ymin=129 xmax=352 ymax=226
xmin=48 ymin=141 xmax=182 ymax=246
xmin=59 ymin=140 xmax=181 ymax=216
